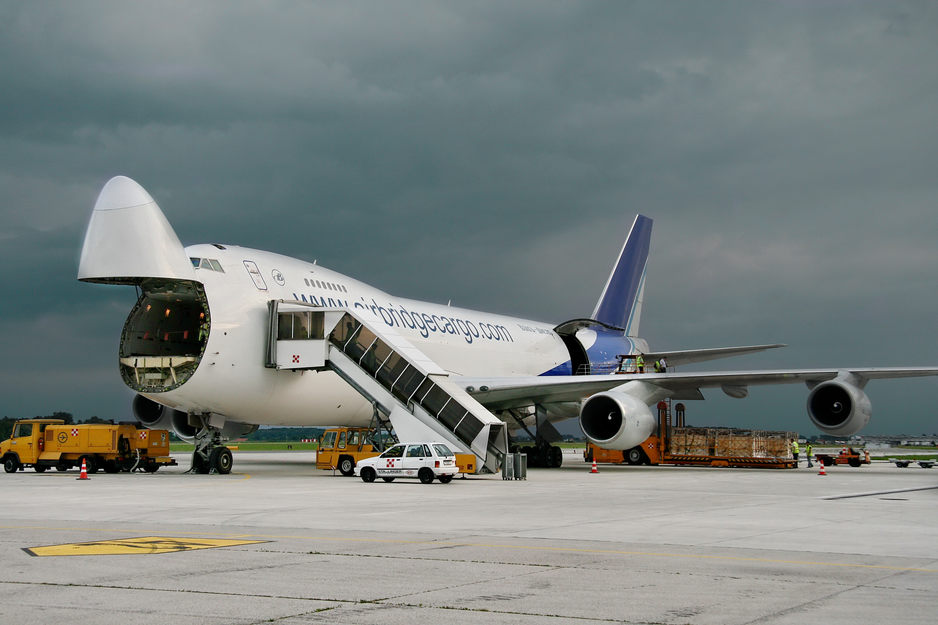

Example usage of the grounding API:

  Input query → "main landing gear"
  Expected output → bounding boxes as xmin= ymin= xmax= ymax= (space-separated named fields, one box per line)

xmin=504 ymin=405 xmax=565 ymax=469
xmin=189 ymin=419 xmax=233 ymax=475
xmin=509 ymin=443 xmax=563 ymax=468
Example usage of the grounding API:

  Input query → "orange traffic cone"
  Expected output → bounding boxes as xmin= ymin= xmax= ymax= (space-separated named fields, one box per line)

xmin=590 ymin=459 xmax=599 ymax=474
xmin=818 ymin=460 xmax=826 ymax=476
xmin=77 ymin=459 xmax=89 ymax=480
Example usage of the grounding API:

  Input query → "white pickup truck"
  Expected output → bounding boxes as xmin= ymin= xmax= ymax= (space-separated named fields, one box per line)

xmin=356 ymin=442 xmax=459 ymax=484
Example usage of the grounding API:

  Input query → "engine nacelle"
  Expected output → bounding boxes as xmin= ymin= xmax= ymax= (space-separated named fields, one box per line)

xmin=133 ymin=394 xmax=196 ymax=442
xmin=807 ymin=379 xmax=871 ymax=437
xmin=132 ymin=394 xmax=173 ymax=428
xmin=579 ymin=389 xmax=657 ymax=450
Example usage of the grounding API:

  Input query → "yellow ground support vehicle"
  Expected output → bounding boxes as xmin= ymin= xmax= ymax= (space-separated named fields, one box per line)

xmin=316 ymin=426 xmax=478 ymax=476
xmin=1 ymin=419 xmax=177 ymax=474
xmin=316 ymin=427 xmax=383 ymax=476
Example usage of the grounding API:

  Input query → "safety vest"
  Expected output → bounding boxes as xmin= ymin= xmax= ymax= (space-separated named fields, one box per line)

xmin=636 ymin=356 xmax=644 ymax=369
xmin=791 ymin=441 xmax=800 ymax=454
xmin=805 ymin=444 xmax=813 ymax=456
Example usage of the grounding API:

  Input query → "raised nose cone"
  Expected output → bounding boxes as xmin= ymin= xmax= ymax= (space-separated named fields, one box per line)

xmin=78 ymin=176 xmax=197 ymax=284
xmin=93 ymin=175 xmax=156 ymax=211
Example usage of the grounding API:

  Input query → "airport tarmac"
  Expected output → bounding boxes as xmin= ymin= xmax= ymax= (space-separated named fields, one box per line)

xmin=1 ymin=450 xmax=935 ymax=624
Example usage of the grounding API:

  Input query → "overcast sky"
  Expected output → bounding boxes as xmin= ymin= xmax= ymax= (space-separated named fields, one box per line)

xmin=2 ymin=1 xmax=936 ymax=436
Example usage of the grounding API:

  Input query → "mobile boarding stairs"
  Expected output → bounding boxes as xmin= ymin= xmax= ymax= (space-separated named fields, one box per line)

xmin=265 ymin=301 xmax=508 ymax=474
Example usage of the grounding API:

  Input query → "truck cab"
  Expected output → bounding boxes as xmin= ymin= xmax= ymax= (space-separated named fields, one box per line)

xmin=1 ymin=419 xmax=64 ymax=472
xmin=315 ymin=427 xmax=388 ymax=476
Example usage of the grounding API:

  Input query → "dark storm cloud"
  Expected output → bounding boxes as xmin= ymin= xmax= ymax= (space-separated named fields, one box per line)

xmin=1 ymin=1 xmax=937 ymax=434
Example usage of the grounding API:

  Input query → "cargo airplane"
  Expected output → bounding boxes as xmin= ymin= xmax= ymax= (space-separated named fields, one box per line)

xmin=78 ymin=176 xmax=938 ymax=473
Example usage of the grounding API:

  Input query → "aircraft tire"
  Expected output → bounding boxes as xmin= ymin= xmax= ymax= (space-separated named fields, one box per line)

xmin=55 ymin=463 xmax=69 ymax=472
xmin=438 ymin=475 xmax=453 ymax=484
xmin=192 ymin=453 xmax=210 ymax=474
xmin=211 ymin=447 xmax=233 ymax=474
xmin=338 ymin=456 xmax=355 ymax=476
xmin=361 ymin=467 xmax=376 ymax=483
xmin=144 ymin=465 xmax=159 ymax=473
xmin=549 ymin=446 xmax=563 ymax=468
xmin=103 ymin=461 xmax=119 ymax=474
xmin=418 ymin=468 xmax=435 ymax=484
xmin=382 ymin=477 xmax=395 ymax=482
xmin=34 ymin=465 xmax=47 ymax=473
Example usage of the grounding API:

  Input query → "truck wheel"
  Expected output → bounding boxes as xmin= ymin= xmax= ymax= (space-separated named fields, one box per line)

xmin=848 ymin=458 xmax=861 ymax=468
xmin=4 ymin=456 xmax=20 ymax=473
xmin=210 ymin=447 xmax=233 ymax=474
xmin=338 ymin=456 xmax=355 ymax=476
xmin=382 ymin=477 xmax=395 ymax=482
xmin=438 ymin=475 xmax=453 ymax=484
xmin=35 ymin=465 xmax=47 ymax=473
xmin=103 ymin=461 xmax=119 ymax=474
xmin=418 ymin=467 xmax=435 ymax=484
xmin=627 ymin=448 xmax=642 ymax=465
xmin=361 ymin=467 xmax=376 ymax=483
xmin=56 ymin=463 xmax=69 ymax=472
xmin=80 ymin=456 xmax=97 ymax=474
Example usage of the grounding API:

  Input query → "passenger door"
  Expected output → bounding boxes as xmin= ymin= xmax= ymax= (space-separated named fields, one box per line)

xmin=11 ymin=423 xmax=37 ymax=463
xmin=402 ymin=444 xmax=429 ymax=477
xmin=377 ymin=444 xmax=405 ymax=476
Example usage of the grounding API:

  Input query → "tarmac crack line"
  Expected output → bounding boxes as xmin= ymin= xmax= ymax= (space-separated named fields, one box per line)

xmin=739 ymin=566 xmax=937 ymax=625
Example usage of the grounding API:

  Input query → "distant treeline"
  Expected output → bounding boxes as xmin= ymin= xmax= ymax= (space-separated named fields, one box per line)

xmin=0 ymin=412 xmax=106 ymax=441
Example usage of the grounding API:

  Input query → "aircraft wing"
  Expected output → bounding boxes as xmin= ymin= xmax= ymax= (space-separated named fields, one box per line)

xmin=643 ymin=343 xmax=786 ymax=367
xmin=456 ymin=367 xmax=938 ymax=411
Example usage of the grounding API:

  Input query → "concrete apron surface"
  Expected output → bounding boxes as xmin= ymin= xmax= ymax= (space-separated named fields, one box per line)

xmin=0 ymin=450 xmax=935 ymax=624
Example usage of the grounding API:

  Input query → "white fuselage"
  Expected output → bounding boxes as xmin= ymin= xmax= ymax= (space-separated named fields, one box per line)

xmin=151 ymin=244 xmax=579 ymax=427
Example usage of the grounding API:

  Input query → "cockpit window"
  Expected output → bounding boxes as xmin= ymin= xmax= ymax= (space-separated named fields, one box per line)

xmin=190 ymin=258 xmax=201 ymax=268
xmin=209 ymin=260 xmax=224 ymax=272
xmin=193 ymin=258 xmax=225 ymax=273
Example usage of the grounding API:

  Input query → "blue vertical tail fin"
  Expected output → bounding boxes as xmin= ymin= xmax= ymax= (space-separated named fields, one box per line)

xmin=590 ymin=215 xmax=652 ymax=337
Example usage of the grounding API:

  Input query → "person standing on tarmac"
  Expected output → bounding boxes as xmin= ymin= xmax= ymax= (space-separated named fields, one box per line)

xmin=805 ymin=441 xmax=813 ymax=468
xmin=791 ymin=438 xmax=800 ymax=465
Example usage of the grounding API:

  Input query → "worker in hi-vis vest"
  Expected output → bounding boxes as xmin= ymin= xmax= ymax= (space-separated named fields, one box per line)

xmin=636 ymin=355 xmax=644 ymax=373
xmin=791 ymin=439 xmax=800 ymax=465
xmin=805 ymin=442 xmax=813 ymax=468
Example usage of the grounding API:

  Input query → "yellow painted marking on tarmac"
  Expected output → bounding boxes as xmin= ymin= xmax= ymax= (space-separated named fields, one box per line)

xmin=5 ymin=525 xmax=935 ymax=572
xmin=23 ymin=537 xmax=267 ymax=557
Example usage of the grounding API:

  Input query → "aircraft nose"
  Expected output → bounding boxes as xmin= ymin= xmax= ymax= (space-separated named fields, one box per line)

xmin=94 ymin=176 xmax=155 ymax=211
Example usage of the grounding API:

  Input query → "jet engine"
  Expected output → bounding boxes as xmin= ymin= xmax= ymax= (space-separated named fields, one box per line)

xmin=133 ymin=394 xmax=257 ymax=442
xmin=806 ymin=379 xmax=871 ymax=437
xmin=579 ymin=389 xmax=657 ymax=450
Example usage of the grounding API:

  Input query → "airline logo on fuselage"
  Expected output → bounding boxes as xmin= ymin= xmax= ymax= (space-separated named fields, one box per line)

xmin=292 ymin=293 xmax=513 ymax=344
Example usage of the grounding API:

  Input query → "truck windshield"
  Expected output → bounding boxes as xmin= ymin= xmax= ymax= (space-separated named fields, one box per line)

xmin=321 ymin=431 xmax=336 ymax=449
xmin=13 ymin=423 xmax=33 ymax=438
